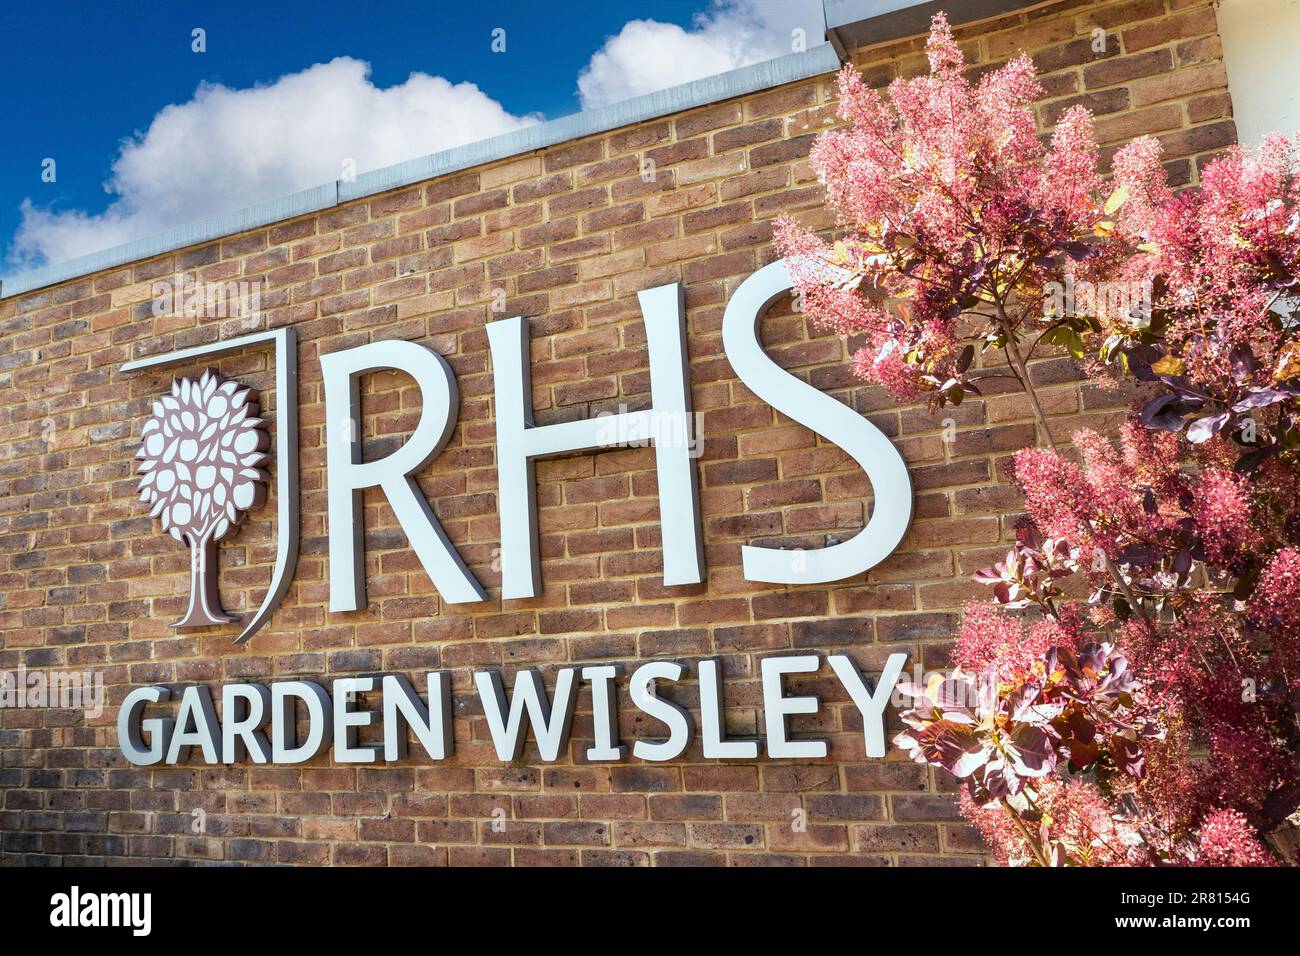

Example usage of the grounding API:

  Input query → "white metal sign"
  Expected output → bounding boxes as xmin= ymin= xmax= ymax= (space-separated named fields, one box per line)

xmin=118 ymin=653 xmax=909 ymax=766
xmin=116 ymin=259 xmax=915 ymax=765
xmin=121 ymin=259 xmax=912 ymax=642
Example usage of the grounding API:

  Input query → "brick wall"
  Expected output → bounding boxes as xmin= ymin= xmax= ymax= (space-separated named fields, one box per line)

xmin=0 ymin=0 xmax=1235 ymax=866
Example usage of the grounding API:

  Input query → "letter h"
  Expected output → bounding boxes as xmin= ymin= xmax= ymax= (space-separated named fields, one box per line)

xmin=486 ymin=284 xmax=704 ymax=599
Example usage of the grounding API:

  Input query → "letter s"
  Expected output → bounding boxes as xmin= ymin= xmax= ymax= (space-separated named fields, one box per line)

xmin=722 ymin=259 xmax=912 ymax=583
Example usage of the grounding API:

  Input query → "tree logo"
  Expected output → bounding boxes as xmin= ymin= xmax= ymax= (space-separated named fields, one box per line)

xmin=135 ymin=370 xmax=270 ymax=628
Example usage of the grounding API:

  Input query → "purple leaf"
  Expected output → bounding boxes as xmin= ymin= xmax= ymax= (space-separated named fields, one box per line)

xmin=1008 ymin=725 xmax=1056 ymax=777
xmin=925 ymin=722 xmax=989 ymax=778
xmin=1139 ymin=394 xmax=1187 ymax=431
xmin=934 ymin=677 xmax=975 ymax=709
xmin=1111 ymin=737 xmax=1147 ymax=779
xmin=1186 ymin=412 xmax=1229 ymax=443
xmin=1232 ymin=387 xmax=1296 ymax=412
xmin=1229 ymin=343 xmax=1256 ymax=383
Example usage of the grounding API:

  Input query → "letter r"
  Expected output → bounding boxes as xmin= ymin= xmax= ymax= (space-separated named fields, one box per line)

xmin=321 ymin=340 xmax=485 ymax=610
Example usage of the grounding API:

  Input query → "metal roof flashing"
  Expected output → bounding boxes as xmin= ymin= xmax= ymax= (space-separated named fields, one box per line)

xmin=825 ymin=0 xmax=1038 ymax=53
xmin=0 ymin=43 xmax=843 ymax=301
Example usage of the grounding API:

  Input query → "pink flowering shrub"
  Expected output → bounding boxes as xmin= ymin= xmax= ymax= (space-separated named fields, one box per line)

xmin=782 ymin=13 xmax=1300 ymax=866
xmin=776 ymin=11 xmax=1121 ymax=419
xmin=1194 ymin=810 xmax=1278 ymax=867
xmin=1250 ymin=547 xmax=1300 ymax=693
xmin=961 ymin=780 xmax=1144 ymax=867
xmin=894 ymin=641 xmax=1161 ymax=810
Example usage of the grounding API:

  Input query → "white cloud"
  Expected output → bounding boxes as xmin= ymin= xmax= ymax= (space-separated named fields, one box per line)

xmin=10 ymin=1 xmax=828 ymax=270
xmin=576 ymin=0 xmax=825 ymax=110
xmin=11 ymin=57 xmax=537 ymax=268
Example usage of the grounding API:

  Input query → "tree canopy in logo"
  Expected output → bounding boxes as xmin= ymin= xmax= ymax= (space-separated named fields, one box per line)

xmin=136 ymin=370 xmax=270 ymax=627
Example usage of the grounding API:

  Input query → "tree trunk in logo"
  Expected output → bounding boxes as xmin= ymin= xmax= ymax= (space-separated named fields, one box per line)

xmin=135 ymin=370 xmax=270 ymax=630
xmin=179 ymin=529 xmax=233 ymax=627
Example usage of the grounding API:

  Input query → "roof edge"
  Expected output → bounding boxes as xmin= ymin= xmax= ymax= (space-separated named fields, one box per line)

xmin=0 ymin=43 xmax=843 ymax=301
xmin=824 ymin=0 xmax=1040 ymax=52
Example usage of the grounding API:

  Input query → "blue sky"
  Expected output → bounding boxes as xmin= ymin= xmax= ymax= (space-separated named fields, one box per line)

xmin=0 ymin=0 xmax=824 ymax=272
